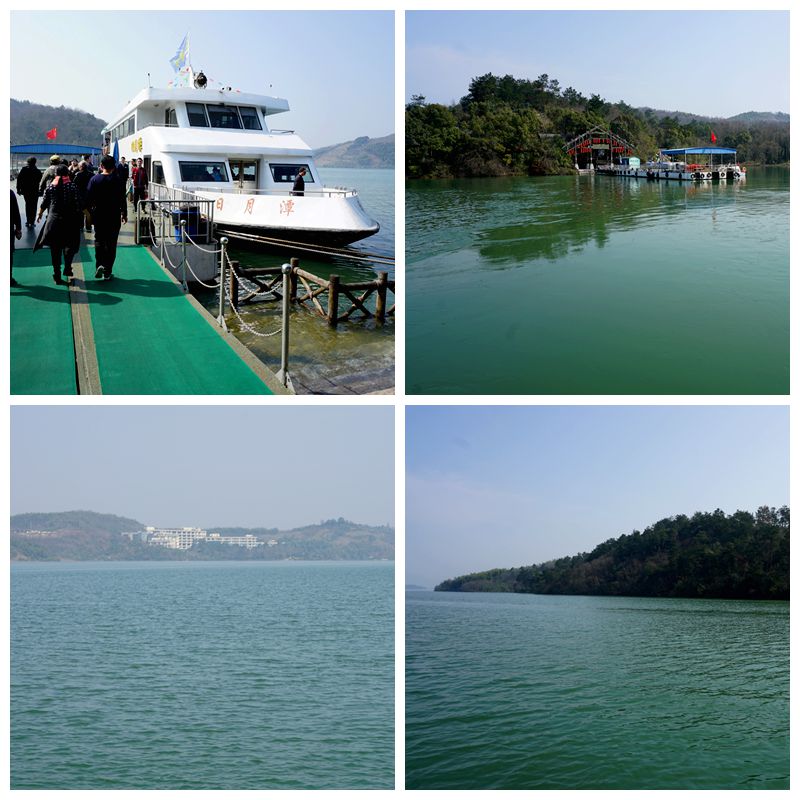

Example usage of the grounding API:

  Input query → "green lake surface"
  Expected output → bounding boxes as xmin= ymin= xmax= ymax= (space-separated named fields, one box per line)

xmin=406 ymin=591 xmax=789 ymax=790
xmin=11 ymin=561 xmax=394 ymax=789
xmin=406 ymin=167 xmax=788 ymax=394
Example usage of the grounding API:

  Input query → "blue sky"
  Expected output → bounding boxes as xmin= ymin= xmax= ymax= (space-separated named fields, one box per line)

xmin=10 ymin=11 xmax=394 ymax=147
xmin=407 ymin=11 xmax=789 ymax=118
xmin=11 ymin=406 xmax=394 ymax=530
xmin=407 ymin=406 xmax=788 ymax=589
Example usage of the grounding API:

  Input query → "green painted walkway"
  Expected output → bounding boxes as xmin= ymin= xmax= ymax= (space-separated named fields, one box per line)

xmin=11 ymin=245 xmax=275 ymax=395
xmin=11 ymin=247 xmax=78 ymax=394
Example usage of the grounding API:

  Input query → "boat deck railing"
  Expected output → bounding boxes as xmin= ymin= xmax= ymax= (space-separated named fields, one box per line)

xmin=189 ymin=185 xmax=357 ymax=198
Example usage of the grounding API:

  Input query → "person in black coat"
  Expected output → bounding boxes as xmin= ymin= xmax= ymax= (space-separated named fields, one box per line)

xmin=10 ymin=189 xmax=22 ymax=286
xmin=35 ymin=165 xmax=82 ymax=285
xmin=72 ymin=162 xmax=93 ymax=233
xmin=291 ymin=166 xmax=307 ymax=196
xmin=16 ymin=157 xmax=42 ymax=228
xmin=86 ymin=154 xmax=128 ymax=280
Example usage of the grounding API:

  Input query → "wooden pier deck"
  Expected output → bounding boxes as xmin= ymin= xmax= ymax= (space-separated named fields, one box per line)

xmin=11 ymin=220 xmax=284 ymax=395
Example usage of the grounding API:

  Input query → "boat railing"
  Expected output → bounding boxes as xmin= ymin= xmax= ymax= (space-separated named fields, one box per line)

xmin=137 ymin=122 xmax=181 ymax=130
xmin=188 ymin=185 xmax=358 ymax=198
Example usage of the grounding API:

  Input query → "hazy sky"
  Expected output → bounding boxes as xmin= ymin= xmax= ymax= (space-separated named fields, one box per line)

xmin=407 ymin=11 xmax=789 ymax=118
xmin=12 ymin=406 xmax=394 ymax=530
xmin=407 ymin=406 xmax=788 ymax=589
xmin=10 ymin=10 xmax=394 ymax=147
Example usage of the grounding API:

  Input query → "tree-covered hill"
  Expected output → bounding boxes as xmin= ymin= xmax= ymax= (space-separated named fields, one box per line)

xmin=11 ymin=511 xmax=394 ymax=561
xmin=11 ymin=99 xmax=106 ymax=147
xmin=435 ymin=507 xmax=789 ymax=601
xmin=406 ymin=73 xmax=790 ymax=178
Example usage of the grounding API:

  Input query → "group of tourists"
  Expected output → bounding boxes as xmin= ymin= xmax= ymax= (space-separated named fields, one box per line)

xmin=11 ymin=152 xmax=147 ymax=287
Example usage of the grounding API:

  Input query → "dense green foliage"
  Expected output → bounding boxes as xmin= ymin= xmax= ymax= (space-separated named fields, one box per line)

xmin=11 ymin=99 xmax=106 ymax=147
xmin=436 ymin=508 xmax=789 ymax=600
xmin=10 ymin=510 xmax=394 ymax=561
xmin=406 ymin=73 xmax=790 ymax=178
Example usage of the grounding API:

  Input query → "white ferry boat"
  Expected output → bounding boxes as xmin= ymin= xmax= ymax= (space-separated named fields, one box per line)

xmin=101 ymin=69 xmax=380 ymax=246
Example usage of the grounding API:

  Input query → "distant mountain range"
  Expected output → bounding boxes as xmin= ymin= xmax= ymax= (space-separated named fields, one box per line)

xmin=314 ymin=134 xmax=394 ymax=168
xmin=11 ymin=510 xmax=394 ymax=562
xmin=637 ymin=106 xmax=789 ymax=125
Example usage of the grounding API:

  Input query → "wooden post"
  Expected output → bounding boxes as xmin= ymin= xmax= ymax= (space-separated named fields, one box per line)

xmin=375 ymin=271 xmax=388 ymax=324
xmin=328 ymin=275 xmax=340 ymax=328
xmin=289 ymin=257 xmax=299 ymax=302
xmin=229 ymin=260 xmax=239 ymax=311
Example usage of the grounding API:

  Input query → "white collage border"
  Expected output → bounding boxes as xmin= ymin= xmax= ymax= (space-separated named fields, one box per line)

xmin=2 ymin=0 xmax=796 ymax=798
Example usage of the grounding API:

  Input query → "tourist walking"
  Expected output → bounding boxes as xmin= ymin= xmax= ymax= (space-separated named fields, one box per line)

xmin=73 ymin=162 xmax=93 ymax=233
xmin=86 ymin=154 xmax=127 ymax=280
xmin=131 ymin=158 xmax=148 ymax=208
xmin=10 ymin=189 xmax=22 ymax=286
xmin=38 ymin=154 xmax=62 ymax=195
xmin=115 ymin=156 xmax=130 ymax=186
xmin=15 ymin=157 xmax=42 ymax=228
xmin=34 ymin=165 xmax=82 ymax=285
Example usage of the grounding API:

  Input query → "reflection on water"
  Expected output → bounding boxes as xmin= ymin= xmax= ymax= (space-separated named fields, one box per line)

xmin=406 ymin=167 xmax=788 ymax=394
xmin=194 ymin=168 xmax=394 ymax=394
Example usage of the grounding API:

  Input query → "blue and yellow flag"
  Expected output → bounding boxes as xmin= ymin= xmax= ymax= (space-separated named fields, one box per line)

xmin=169 ymin=33 xmax=189 ymax=73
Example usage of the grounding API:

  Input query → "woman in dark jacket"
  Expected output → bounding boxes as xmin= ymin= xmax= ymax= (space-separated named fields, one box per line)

xmin=35 ymin=165 xmax=82 ymax=285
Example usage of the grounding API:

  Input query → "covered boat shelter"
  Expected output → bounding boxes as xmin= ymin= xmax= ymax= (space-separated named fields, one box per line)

xmin=660 ymin=146 xmax=737 ymax=170
xmin=565 ymin=125 xmax=635 ymax=169
xmin=10 ymin=143 xmax=103 ymax=175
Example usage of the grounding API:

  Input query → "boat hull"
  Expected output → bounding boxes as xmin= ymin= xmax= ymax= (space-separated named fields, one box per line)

xmin=596 ymin=166 xmax=745 ymax=181
xmin=193 ymin=188 xmax=379 ymax=246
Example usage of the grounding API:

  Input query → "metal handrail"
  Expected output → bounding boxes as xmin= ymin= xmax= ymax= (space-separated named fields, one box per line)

xmin=188 ymin=185 xmax=357 ymax=198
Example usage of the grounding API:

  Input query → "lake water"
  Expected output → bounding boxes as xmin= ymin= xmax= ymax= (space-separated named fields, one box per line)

xmin=406 ymin=167 xmax=788 ymax=394
xmin=406 ymin=591 xmax=789 ymax=790
xmin=11 ymin=561 xmax=394 ymax=790
xmin=195 ymin=167 xmax=394 ymax=393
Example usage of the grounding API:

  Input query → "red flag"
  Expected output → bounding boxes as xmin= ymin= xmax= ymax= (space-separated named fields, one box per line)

xmin=45 ymin=127 xmax=57 ymax=140
xmin=710 ymin=130 xmax=717 ymax=144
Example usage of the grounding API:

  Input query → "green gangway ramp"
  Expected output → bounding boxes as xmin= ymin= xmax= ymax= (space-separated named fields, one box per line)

xmin=83 ymin=248 xmax=272 ymax=394
xmin=11 ymin=248 xmax=78 ymax=394
xmin=11 ymin=245 xmax=274 ymax=395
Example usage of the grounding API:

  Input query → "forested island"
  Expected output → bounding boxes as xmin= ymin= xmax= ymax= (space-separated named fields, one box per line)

xmin=11 ymin=510 xmax=394 ymax=562
xmin=406 ymin=73 xmax=789 ymax=178
xmin=436 ymin=508 xmax=788 ymax=600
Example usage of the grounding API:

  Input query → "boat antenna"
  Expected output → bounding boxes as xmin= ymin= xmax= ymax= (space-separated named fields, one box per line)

xmin=147 ymin=72 xmax=151 ymax=87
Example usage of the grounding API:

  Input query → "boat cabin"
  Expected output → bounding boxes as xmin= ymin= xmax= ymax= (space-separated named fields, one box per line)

xmin=101 ymin=84 xmax=320 ymax=195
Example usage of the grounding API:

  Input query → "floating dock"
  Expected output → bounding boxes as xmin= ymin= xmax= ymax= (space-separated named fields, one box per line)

xmin=10 ymin=210 xmax=286 ymax=395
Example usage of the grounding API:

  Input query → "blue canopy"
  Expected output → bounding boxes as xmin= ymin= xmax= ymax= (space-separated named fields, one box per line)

xmin=660 ymin=147 xmax=737 ymax=155
xmin=11 ymin=143 xmax=102 ymax=155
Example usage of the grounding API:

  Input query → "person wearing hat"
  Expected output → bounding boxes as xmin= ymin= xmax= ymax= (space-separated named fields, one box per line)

xmin=15 ymin=156 xmax=42 ymax=228
xmin=38 ymin=154 xmax=63 ymax=196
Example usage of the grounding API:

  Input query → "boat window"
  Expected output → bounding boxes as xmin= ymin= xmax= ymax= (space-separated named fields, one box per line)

xmin=237 ymin=106 xmax=262 ymax=131
xmin=164 ymin=108 xmax=178 ymax=127
xmin=186 ymin=103 xmax=209 ymax=127
xmin=178 ymin=161 xmax=230 ymax=182
xmin=152 ymin=161 xmax=165 ymax=185
xmin=207 ymin=104 xmax=242 ymax=129
xmin=269 ymin=163 xmax=315 ymax=184
xmin=230 ymin=161 xmax=257 ymax=182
